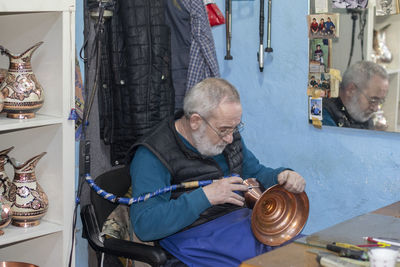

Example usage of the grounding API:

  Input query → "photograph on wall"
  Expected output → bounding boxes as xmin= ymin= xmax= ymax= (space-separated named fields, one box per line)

xmin=309 ymin=97 xmax=323 ymax=120
xmin=308 ymin=73 xmax=331 ymax=97
xmin=308 ymin=13 xmax=339 ymax=39
xmin=332 ymin=0 xmax=368 ymax=9
xmin=309 ymin=39 xmax=330 ymax=73
xmin=376 ymin=0 xmax=399 ymax=15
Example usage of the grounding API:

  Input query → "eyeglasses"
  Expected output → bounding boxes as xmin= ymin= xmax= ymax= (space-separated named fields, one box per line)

xmin=354 ymin=84 xmax=385 ymax=106
xmin=197 ymin=114 xmax=244 ymax=139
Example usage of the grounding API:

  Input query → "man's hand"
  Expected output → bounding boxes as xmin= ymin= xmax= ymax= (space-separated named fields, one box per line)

xmin=202 ymin=176 xmax=249 ymax=206
xmin=277 ymin=170 xmax=306 ymax=193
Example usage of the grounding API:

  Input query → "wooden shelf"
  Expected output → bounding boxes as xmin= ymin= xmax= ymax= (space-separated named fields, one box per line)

xmin=0 ymin=0 xmax=74 ymax=12
xmin=0 ymin=2 xmax=76 ymax=266
xmin=0 ymin=220 xmax=63 ymax=246
xmin=0 ymin=113 xmax=63 ymax=132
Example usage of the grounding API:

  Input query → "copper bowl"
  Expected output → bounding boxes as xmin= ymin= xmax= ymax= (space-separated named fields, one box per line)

xmin=0 ymin=262 xmax=38 ymax=267
xmin=244 ymin=180 xmax=309 ymax=246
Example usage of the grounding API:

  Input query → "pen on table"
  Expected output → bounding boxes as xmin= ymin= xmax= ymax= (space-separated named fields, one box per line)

xmin=364 ymin=237 xmax=400 ymax=247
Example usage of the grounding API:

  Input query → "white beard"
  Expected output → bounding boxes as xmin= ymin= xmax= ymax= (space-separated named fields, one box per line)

xmin=192 ymin=123 xmax=227 ymax=156
xmin=346 ymin=94 xmax=373 ymax=122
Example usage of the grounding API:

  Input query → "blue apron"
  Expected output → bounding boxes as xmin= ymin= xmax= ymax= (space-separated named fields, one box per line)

xmin=160 ymin=208 xmax=298 ymax=267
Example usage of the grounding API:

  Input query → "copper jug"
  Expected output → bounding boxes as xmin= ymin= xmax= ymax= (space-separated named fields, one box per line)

xmin=244 ymin=178 xmax=309 ymax=246
xmin=0 ymin=195 xmax=12 ymax=235
xmin=0 ymin=146 xmax=14 ymax=199
xmin=9 ymin=152 xmax=48 ymax=227
xmin=0 ymin=42 xmax=44 ymax=119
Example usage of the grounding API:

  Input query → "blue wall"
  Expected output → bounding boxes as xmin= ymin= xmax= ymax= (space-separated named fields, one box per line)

xmin=74 ymin=3 xmax=400 ymax=264
xmin=213 ymin=0 xmax=400 ymax=234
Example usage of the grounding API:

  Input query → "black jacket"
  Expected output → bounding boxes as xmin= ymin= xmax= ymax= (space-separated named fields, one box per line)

xmin=323 ymin=97 xmax=373 ymax=129
xmin=98 ymin=0 xmax=175 ymax=165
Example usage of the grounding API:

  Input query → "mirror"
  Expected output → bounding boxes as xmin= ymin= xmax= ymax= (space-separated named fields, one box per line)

xmin=308 ymin=0 xmax=400 ymax=132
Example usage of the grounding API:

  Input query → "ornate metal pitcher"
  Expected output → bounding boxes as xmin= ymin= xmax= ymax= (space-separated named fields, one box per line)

xmin=0 ymin=42 xmax=45 ymax=119
xmin=0 ymin=146 xmax=14 ymax=199
xmin=9 ymin=152 xmax=48 ymax=227
xmin=0 ymin=196 xmax=12 ymax=235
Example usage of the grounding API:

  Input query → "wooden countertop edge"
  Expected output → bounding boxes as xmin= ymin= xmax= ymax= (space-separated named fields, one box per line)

xmin=240 ymin=201 xmax=400 ymax=267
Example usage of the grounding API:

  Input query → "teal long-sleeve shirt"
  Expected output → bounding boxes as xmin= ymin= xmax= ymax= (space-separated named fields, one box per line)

xmin=130 ymin=136 xmax=287 ymax=241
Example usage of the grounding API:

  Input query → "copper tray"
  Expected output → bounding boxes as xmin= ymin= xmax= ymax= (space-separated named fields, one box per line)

xmin=0 ymin=262 xmax=38 ymax=267
xmin=244 ymin=180 xmax=309 ymax=246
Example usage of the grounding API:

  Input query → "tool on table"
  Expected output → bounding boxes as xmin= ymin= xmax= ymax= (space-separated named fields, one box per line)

xmin=357 ymin=242 xmax=391 ymax=248
xmin=308 ymin=249 xmax=369 ymax=267
xmin=296 ymin=239 xmax=369 ymax=261
xmin=257 ymin=0 xmax=265 ymax=71
xmin=224 ymin=0 xmax=233 ymax=60
xmin=333 ymin=242 xmax=367 ymax=251
xmin=326 ymin=243 xmax=369 ymax=261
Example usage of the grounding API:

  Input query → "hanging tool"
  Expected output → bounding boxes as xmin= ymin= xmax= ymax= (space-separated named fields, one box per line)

xmin=257 ymin=0 xmax=265 ymax=71
xmin=265 ymin=0 xmax=273 ymax=54
xmin=224 ymin=0 xmax=233 ymax=60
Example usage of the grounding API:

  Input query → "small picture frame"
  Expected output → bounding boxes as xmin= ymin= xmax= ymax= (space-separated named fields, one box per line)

xmin=308 ymin=73 xmax=331 ymax=97
xmin=376 ymin=0 xmax=399 ymax=15
xmin=309 ymin=97 xmax=323 ymax=120
xmin=308 ymin=13 xmax=339 ymax=39
xmin=309 ymin=39 xmax=330 ymax=73
xmin=332 ymin=0 xmax=368 ymax=9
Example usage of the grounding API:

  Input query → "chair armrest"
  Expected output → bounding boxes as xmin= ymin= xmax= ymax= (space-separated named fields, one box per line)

xmin=81 ymin=204 xmax=104 ymax=250
xmin=80 ymin=204 xmax=168 ymax=267
xmin=104 ymin=237 xmax=168 ymax=267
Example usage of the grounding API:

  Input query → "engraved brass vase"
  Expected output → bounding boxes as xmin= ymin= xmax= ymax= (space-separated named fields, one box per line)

xmin=0 ymin=146 xmax=14 ymax=199
xmin=0 ymin=42 xmax=44 ymax=119
xmin=244 ymin=178 xmax=309 ymax=246
xmin=0 ymin=196 xmax=12 ymax=235
xmin=9 ymin=152 xmax=48 ymax=227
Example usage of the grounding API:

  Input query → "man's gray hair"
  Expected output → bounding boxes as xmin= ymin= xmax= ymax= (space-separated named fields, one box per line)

xmin=341 ymin=61 xmax=388 ymax=92
xmin=183 ymin=78 xmax=240 ymax=118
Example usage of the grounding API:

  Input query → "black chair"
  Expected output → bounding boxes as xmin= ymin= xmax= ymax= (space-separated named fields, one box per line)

xmin=80 ymin=166 xmax=168 ymax=267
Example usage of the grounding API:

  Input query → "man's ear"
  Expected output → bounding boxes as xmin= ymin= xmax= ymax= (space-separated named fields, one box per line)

xmin=189 ymin=113 xmax=202 ymax=131
xmin=345 ymin=83 xmax=358 ymax=97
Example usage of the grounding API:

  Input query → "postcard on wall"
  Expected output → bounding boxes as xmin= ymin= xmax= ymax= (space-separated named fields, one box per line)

xmin=308 ymin=13 xmax=339 ymax=39
xmin=315 ymin=0 xmax=328 ymax=13
xmin=376 ymin=0 xmax=399 ymax=15
xmin=332 ymin=0 xmax=368 ymax=9
xmin=309 ymin=39 xmax=330 ymax=73
xmin=309 ymin=97 xmax=323 ymax=120
xmin=308 ymin=72 xmax=331 ymax=98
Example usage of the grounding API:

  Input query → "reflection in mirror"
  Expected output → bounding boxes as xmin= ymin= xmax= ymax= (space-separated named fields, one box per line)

xmin=308 ymin=0 xmax=400 ymax=132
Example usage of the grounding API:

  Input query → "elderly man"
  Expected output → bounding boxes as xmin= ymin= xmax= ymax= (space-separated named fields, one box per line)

xmin=322 ymin=61 xmax=389 ymax=129
xmin=129 ymin=78 xmax=306 ymax=266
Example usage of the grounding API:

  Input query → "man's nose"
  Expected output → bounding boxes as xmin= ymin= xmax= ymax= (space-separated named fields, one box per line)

xmin=222 ymin=133 xmax=234 ymax=144
xmin=371 ymin=104 xmax=380 ymax=112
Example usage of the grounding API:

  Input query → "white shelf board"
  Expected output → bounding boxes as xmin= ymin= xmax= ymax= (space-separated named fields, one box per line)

xmin=0 ymin=113 xmax=63 ymax=132
xmin=0 ymin=0 xmax=75 ymax=12
xmin=0 ymin=219 xmax=63 ymax=246
xmin=386 ymin=68 xmax=400 ymax=75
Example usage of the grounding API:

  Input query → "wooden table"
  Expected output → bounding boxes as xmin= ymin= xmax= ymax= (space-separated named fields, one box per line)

xmin=241 ymin=202 xmax=400 ymax=267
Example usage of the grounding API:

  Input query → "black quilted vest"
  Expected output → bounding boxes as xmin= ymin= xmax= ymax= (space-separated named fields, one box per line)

xmin=323 ymin=97 xmax=373 ymax=129
xmin=131 ymin=116 xmax=244 ymax=228
xmin=98 ymin=0 xmax=175 ymax=166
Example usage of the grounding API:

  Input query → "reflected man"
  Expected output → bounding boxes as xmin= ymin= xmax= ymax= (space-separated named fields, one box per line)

xmin=322 ymin=61 xmax=389 ymax=129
